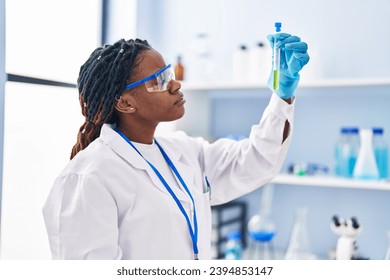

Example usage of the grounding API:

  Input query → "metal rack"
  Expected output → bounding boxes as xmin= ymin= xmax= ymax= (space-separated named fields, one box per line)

xmin=211 ymin=201 xmax=247 ymax=259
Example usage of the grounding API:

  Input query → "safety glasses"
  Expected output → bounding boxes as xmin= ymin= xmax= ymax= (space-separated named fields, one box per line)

xmin=124 ymin=64 xmax=175 ymax=93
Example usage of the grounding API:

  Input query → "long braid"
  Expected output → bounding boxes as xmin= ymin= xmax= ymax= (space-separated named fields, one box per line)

xmin=70 ymin=39 xmax=151 ymax=159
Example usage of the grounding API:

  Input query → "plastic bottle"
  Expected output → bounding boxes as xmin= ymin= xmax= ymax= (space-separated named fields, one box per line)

xmin=353 ymin=129 xmax=379 ymax=180
xmin=232 ymin=44 xmax=250 ymax=83
xmin=335 ymin=127 xmax=360 ymax=177
xmin=224 ymin=231 xmax=243 ymax=260
xmin=335 ymin=128 xmax=350 ymax=177
xmin=372 ymin=127 xmax=388 ymax=179
xmin=249 ymin=41 xmax=271 ymax=83
xmin=174 ymin=55 xmax=185 ymax=81
xmin=348 ymin=128 xmax=360 ymax=176
xmin=187 ymin=33 xmax=214 ymax=82
xmin=284 ymin=208 xmax=316 ymax=260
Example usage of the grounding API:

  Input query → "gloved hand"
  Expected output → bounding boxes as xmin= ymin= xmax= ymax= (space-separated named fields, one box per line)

xmin=267 ymin=33 xmax=310 ymax=99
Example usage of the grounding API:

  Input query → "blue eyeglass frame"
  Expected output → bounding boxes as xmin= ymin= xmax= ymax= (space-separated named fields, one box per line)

xmin=124 ymin=64 xmax=172 ymax=91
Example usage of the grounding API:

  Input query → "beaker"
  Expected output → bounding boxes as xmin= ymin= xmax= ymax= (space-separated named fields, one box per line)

xmin=385 ymin=230 xmax=390 ymax=260
xmin=284 ymin=207 xmax=316 ymax=260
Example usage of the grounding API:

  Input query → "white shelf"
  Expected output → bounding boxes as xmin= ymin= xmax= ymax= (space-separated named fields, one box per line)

xmin=181 ymin=78 xmax=390 ymax=91
xmin=271 ymin=174 xmax=390 ymax=191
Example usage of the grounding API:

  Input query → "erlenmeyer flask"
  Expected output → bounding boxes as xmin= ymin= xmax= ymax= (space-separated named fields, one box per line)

xmin=385 ymin=230 xmax=390 ymax=260
xmin=284 ymin=208 xmax=316 ymax=260
xmin=247 ymin=184 xmax=276 ymax=259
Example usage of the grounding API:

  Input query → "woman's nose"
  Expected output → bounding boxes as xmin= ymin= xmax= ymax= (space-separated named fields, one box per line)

xmin=169 ymin=79 xmax=181 ymax=94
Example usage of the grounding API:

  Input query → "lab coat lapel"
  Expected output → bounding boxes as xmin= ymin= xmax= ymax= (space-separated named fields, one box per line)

xmin=101 ymin=124 xmax=193 ymax=202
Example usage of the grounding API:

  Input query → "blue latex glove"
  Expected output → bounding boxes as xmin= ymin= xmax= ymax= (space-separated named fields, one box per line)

xmin=267 ymin=33 xmax=310 ymax=99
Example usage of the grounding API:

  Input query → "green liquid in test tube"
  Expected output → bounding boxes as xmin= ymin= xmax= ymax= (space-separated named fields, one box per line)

xmin=273 ymin=22 xmax=282 ymax=90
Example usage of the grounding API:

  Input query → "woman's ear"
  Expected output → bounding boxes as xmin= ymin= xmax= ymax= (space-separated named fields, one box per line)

xmin=115 ymin=95 xmax=136 ymax=113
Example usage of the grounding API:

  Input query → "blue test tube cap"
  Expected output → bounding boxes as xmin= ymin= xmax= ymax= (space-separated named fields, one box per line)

xmin=372 ymin=127 xmax=384 ymax=135
xmin=349 ymin=127 xmax=359 ymax=134
xmin=340 ymin=127 xmax=351 ymax=134
xmin=274 ymin=22 xmax=282 ymax=32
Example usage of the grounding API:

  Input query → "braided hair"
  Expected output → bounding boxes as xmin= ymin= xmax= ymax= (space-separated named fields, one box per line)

xmin=70 ymin=38 xmax=151 ymax=159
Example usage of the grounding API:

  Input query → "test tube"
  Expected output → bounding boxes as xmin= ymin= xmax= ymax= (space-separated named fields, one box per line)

xmin=273 ymin=22 xmax=282 ymax=90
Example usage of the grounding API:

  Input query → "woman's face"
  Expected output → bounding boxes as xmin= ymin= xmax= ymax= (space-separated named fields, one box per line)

xmin=118 ymin=49 xmax=185 ymax=125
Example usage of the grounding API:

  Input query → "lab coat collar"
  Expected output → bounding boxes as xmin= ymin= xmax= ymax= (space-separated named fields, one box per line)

xmin=100 ymin=124 xmax=195 ymax=203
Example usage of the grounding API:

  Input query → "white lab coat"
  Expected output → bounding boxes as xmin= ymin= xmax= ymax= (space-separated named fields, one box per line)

xmin=43 ymin=93 xmax=294 ymax=260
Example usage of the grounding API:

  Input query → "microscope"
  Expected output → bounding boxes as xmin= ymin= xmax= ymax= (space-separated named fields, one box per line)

xmin=331 ymin=215 xmax=363 ymax=260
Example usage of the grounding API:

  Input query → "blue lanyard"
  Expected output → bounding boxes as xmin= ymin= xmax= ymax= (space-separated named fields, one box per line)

xmin=115 ymin=128 xmax=199 ymax=260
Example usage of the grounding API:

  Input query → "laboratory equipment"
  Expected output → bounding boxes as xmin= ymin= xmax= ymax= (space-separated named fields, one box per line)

xmin=284 ymin=207 xmax=316 ymax=260
xmin=233 ymin=44 xmax=250 ymax=83
xmin=372 ymin=127 xmax=388 ymax=179
xmin=174 ymin=55 xmax=185 ymax=81
xmin=353 ymin=129 xmax=379 ymax=180
xmin=212 ymin=201 xmax=247 ymax=259
xmin=288 ymin=162 xmax=329 ymax=176
xmin=224 ymin=231 xmax=243 ymax=260
xmin=247 ymin=184 xmax=276 ymax=259
xmin=124 ymin=64 xmax=175 ymax=93
xmin=331 ymin=215 xmax=362 ymax=260
xmin=334 ymin=127 xmax=360 ymax=177
xmin=385 ymin=230 xmax=390 ymax=260
xmin=187 ymin=33 xmax=214 ymax=82
xmin=249 ymin=41 xmax=271 ymax=83
xmin=273 ymin=22 xmax=282 ymax=90
xmin=266 ymin=29 xmax=309 ymax=99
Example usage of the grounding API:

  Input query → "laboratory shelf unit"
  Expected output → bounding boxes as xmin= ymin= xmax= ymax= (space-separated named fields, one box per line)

xmin=176 ymin=78 xmax=390 ymax=261
xmin=177 ymin=78 xmax=390 ymax=192
xmin=271 ymin=174 xmax=390 ymax=191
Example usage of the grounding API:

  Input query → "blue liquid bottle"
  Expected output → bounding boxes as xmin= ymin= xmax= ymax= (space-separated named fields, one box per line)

xmin=372 ymin=127 xmax=388 ymax=179
xmin=335 ymin=127 xmax=360 ymax=177
xmin=348 ymin=128 xmax=360 ymax=177
xmin=335 ymin=128 xmax=349 ymax=177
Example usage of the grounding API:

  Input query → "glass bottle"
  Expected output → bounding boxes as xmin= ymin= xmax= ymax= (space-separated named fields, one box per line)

xmin=284 ymin=208 xmax=316 ymax=260
xmin=372 ymin=127 xmax=388 ymax=179
xmin=353 ymin=129 xmax=379 ymax=180
xmin=174 ymin=55 xmax=185 ymax=81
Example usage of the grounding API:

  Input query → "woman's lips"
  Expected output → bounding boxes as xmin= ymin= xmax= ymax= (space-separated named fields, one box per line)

xmin=174 ymin=92 xmax=185 ymax=105
xmin=174 ymin=97 xmax=186 ymax=105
